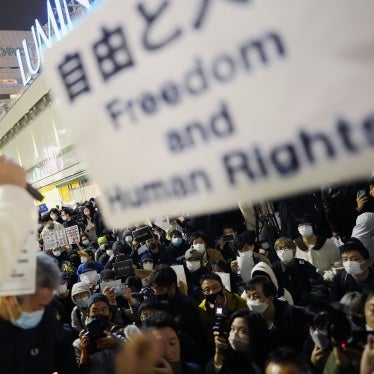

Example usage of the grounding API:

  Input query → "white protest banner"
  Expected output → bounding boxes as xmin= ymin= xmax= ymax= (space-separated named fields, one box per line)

xmin=216 ymin=272 xmax=231 ymax=292
xmin=44 ymin=0 xmax=374 ymax=227
xmin=43 ymin=229 xmax=69 ymax=250
xmin=0 ymin=227 xmax=38 ymax=296
xmin=171 ymin=265 xmax=187 ymax=288
xmin=65 ymin=225 xmax=80 ymax=244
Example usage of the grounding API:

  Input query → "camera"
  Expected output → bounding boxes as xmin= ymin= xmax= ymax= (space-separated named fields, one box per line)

xmin=131 ymin=287 xmax=155 ymax=302
xmin=222 ymin=234 xmax=235 ymax=243
xmin=212 ymin=307 xmax=228 ymax=338
xmin=84 ymin=316 xmax=108 ymax=354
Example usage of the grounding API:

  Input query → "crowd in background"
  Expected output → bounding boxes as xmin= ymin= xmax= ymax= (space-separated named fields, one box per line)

xmin=26 ymin=177 xmax=374 ymax=373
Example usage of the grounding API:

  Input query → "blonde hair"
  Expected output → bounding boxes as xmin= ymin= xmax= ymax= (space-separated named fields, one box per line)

xmin=274 ymin=237 xmax=296 ymax=250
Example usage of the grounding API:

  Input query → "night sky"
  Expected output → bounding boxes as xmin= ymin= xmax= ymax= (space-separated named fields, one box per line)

xmin=1 ymin=0 xmax=47 ymax=31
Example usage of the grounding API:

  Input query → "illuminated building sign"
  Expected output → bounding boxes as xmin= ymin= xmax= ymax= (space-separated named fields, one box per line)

xmin=16 ymin=0 xmax=91 ymax=86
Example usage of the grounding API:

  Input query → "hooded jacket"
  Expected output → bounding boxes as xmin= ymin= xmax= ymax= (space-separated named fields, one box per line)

xmin=352 ymin=212 xmax=374 ymax=260
xmin=71 ymin=282 xmax=91 ymax=332
xmin=240 ymin=262 xmax=294 ymax=305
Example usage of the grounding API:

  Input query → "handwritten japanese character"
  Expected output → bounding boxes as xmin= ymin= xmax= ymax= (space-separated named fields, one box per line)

xmin=93 ymin=26 xmax=135 ymax=81
xmin=137 ymin=0 xmax=182 ymax=51
xmin=193 ymin=0 xmax=251 ymax=29
xmin=58 ymin=52 xmax=90 ymax=102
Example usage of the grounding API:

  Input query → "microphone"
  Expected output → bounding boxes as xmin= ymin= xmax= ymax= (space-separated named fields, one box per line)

xmin=26 ymin=183 xmax=44 ymax=201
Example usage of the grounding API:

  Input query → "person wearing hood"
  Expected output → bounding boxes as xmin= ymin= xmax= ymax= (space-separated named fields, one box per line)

xmin=245 ymin=277 xmax=307 ymax=353
xmin=294 ymin=215 xmax=340 ymax=275
xmin=240 ymin=261 xmax=294 ymax=306
xmin=351 ymin=212 xmax=374 ymax=260
xmin=71 ymin=281 xmax=92 ymax=332
xmin=73 ymin=294 xmax=122 ymax=374
xmin=184 ymin=248 xmax=208 ymax=304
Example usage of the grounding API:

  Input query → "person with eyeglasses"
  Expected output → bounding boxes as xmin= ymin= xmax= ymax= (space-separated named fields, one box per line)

xmin=197 ymin=273 xmax=248 ymax=357
xmin=330 ymin=238 xmax=374 ymax=302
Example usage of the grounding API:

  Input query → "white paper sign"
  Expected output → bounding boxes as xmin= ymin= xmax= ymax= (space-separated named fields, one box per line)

xmin=44 ymin=0 xmax=374 ymax=227
xmin=65 ymin=225 xmax=80 ymax=244
xmin=237 ymin=256 xmax=254 ymax=284
xmin=215 ymin=272 xmax=231 ymax=292
xmin=0 ymin=229 xmax=38 ymax=296
xmin=171 ymin=265 xmax=187 ymax=288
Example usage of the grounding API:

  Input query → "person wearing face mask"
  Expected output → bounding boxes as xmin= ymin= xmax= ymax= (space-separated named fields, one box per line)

xmin=230 ymin=234 xmax=270 ymax=284
xmin=246 ymin=277 xmax=307 ymax=354
xmin=198 ymin=273 xmax=248 ymax=356
xmin=49 ymin=207 xmax=64 ymax=224
xmin=149 ymin=265 xmax=207 ymax=364
xmin=73 ymin=293 xmax=122 ymax=374
xmin=205 ymin=310 xmax=269 ymax=374
xmin=294 ymin=215 xmax=340 ymax=274
xmin=183 ymin=249 xmax=208 ymax=305
xmin=189 ymin=231 xmax=225 ymax=271
xmin=40 ymin=213 xmax=64 ymax=244
xmin=77 ymin=249 xmax=104 ymax=281
xmin=166 ymin=230 xmax=189 ymax=264
xmin=272 ymin=237 xmax=329 ymax=305
xmin=141 ymin=254 xmax=155 ymax=271
xmin=330 ymin=238 xmax=374 ymax=302
xmin=71 ymin=281 xmax=92 ymax=332
xmin=0 ymin=253 xmax=79 ymax=374
xmin=133 ymin=235 xmax=171 ymax=267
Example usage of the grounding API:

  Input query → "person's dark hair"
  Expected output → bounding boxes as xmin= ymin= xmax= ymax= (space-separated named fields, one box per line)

xmin=41 ymin=214 xmax=52 ymax=223
xmin=143 ymin=310 xmax=179 ymax=336
xmin=83 ymin=204 xmax=95 ymax=217
xmin=295 ymin=214 xmax=316 ymax=228
xmin=138 ymin=301 xmax=169 ymax=318
xmin=211 ymin=259 xmax=232 ymax=274
xmin=246 ymin=277 xmax=277 ymax=298
xmin=170 ymin=230 xmax=182 ymax=238
xmin=189 ymin=231 xmax=209 ymax=245
xmin=61 ymin=207 xmax=72 ymax=216
xmin=149 ymin=265 xmax=177 ymax=288
xmin=199 ymin=272 xmax=224 ymax=287
xmin=100 ymin=269 xmax=115 ymax=281
xmin=125 ymin=276 xmax=142 ymax=291
xmin=222 ymin=224 xmax=237 ymax=233
xmin=339 ymin=237 xmax=369 ymax=260
xmin=50 ymin=208 xmax=60 ymax=215
xmin=233 ymin=233 xmax=255 ymax=251
xmin=265 ymin=347 xmax=312 ymax=373
xmin=230 ymin=310 xmax=269 ymax=367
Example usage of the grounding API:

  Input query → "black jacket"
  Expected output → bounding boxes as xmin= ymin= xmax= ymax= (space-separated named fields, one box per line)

xmin=0 ymin=306 xmax=78 ymax=374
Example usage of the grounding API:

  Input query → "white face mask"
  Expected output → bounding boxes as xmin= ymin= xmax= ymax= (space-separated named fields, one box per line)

xmin=193 ymin=243 xmax=205 ymax=254
xmin=125 ymin=235 xmax=133 ymax=243
xmin=310 ymin=329 xmax=330 ymax=349
xmin=239 ymin=249 xmax=253 ymax=258
xmin=80 ymin=256 xmax=88 ymax=263
xmin=143 ymin=262 xmax=154 ymax=271
xmin=277 ymin=248 xmax=294 ymax=263
xmin=228 ymin=331 xmax=249 ymax=352
xmin=106 ymin=249 xmax=113 ymax=256
xmin=50 ymin=214 xmax=57 ymax=221
xmin=82 ymin=240 xmax=90 ymax=245
xmin=52 ymin=250 xmax=61 ymax=257
xmin=298 ymin=224 xmax=314 ymax=238
xmin=186 ymin=260 xmax=201 ymax=272
xmin=247 ymin=299 xmax=268 ymax=314
xmin=343 ymin=260 xmax=365 ymax=276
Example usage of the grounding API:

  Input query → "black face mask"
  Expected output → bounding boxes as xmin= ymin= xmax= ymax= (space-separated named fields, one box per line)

xmin=205 ymin=290 xmax=224 ymax=305
xmin=147 ymin=243 xmax=157 ymax=251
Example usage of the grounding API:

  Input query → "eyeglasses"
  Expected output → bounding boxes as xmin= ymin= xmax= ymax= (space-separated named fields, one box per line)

xmin=202 ymin=285 xmax=222 ymax=294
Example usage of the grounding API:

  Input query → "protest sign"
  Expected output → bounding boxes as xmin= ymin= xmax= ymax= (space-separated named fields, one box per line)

xmin=66 ymin=225 xmax=80 ymax=244
xmin=44 ymin=0 xmax=374 ymax=227
xmin=114 ymin=259 xmax=134 ymax=278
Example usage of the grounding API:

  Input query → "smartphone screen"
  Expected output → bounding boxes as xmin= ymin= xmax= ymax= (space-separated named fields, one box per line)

xmin=358 ymin=189 xmax=366 ymax=197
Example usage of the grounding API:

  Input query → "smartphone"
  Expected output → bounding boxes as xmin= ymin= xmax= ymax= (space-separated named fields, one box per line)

xmin=358 ymin=189 xmax=366 ymax=197
xmin=222 ymin=234 xmax=235 ymax=242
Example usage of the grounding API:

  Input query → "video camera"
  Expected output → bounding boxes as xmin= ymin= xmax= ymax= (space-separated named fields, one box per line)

xmin=83 ymin=316 xmax=108 ymax=354
xmin=131 ymin=287 xmax=155 ymax=302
